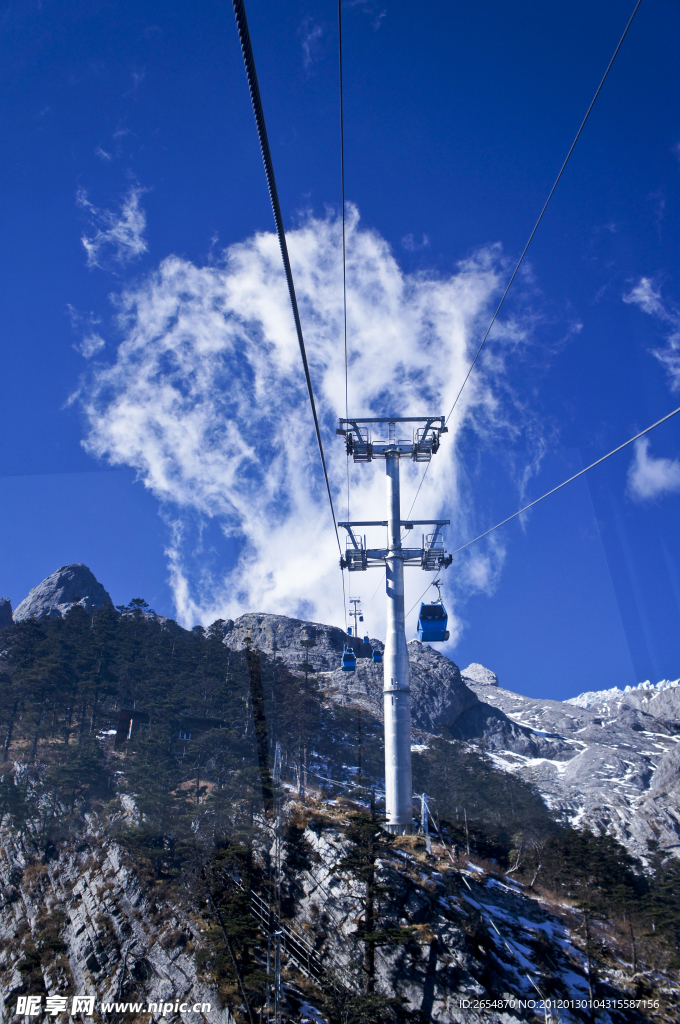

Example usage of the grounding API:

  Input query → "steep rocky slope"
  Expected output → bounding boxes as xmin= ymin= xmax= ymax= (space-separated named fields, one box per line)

xmin=0 ymin=818 xmax=233 ymax=1024
xmin=221 ymin=615 xmax=572 ymax=756
xmin=1 ymin=782 xmax=669 ymax=1024
xmin=1 ymin=567 xmax=679 ymax=1022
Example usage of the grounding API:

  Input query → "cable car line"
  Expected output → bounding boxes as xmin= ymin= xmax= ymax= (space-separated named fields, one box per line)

xmin=339 ymin=0 xmax=352 ymax=622
xmin=404 ymin=0 xmax=644 ymax=523
xmin=406 ymin=403 xmax=680 ymax=619
xmin=231 ymin=0 xmax=348 ymax=625
xmin=339 ymin=0 xmax=349 ymax=453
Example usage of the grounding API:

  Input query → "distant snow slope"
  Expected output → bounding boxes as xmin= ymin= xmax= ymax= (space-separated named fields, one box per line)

xmin=566 ymin=678 xmax=680 ymax=709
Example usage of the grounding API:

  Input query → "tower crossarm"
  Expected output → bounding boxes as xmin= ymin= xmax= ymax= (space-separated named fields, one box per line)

xmin=337 ymin=416 xmax=447 ymax=463
xmin=339 ymin=522 xmax=452 ymax=571
xmin=338 ymin=519 xmax=450 ymax=529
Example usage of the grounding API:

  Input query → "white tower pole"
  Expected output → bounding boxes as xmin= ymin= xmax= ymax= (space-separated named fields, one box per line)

xmin=383 ymin=448 xmax=413 ymax=834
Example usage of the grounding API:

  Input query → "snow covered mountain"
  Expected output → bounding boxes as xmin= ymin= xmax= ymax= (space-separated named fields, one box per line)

xmin=566 ymin=678 xmax=680 ymax=709
xmin=461 ymin=672 xmax=680 ymax=863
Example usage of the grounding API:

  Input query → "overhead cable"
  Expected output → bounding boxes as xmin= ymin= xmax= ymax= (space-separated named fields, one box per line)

xmin=405 ymin=0 xmax=643 ymax=521
xmin=338 ymin=0 xmax=349 ymax=463
xmin=231 ymin=0 xmax=343 ymax=559
xmin=231 ymin=0 xmax=348 ymax=626
xmin=445 ymin=0 xmax=643 ymax=425
xmin=338 ymin=0 xmax=351 ymax=619
xmin=406 ymin=404 xmax=680 ymax=617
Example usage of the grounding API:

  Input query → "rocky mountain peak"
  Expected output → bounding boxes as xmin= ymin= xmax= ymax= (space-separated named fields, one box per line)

xmin=12 ymin=564 xmax=113 ymax=622
xmin=461 ymin=662 xmax=499 ymax=686
xmin=221 ymin=611 xmax=352 ymax=672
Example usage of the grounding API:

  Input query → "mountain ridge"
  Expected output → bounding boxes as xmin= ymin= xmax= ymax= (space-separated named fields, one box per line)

xmin=6 ymin=565 xmax=680 ymax=862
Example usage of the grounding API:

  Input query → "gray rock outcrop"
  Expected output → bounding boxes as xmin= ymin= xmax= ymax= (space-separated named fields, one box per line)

xmin=0 ymin=599 xmax=12 ymax=629
xmin=461 ymin=662 xmax=498 ymax=686
xmin=222 ymin=612 xmax=351 ymax=670
xmin=13 ymin=564 xmax=113 ymax=622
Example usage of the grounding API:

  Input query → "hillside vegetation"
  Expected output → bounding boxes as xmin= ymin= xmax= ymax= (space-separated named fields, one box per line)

xmin=1 ymin=604 xmax=679 ymax=1021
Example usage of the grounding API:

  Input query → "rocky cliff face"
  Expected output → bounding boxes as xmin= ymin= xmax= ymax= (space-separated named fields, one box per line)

xmin=0 ymin=815 xmax=233 ymax=1024
xmin=0 ymin=794 xmax=658 ymax=1024
xmin=0 ymin=568 xmax=677 ymax=1022
xmin=461 ymin=663 xmax=498 ymax=687
xmin=292 ymin=820 xmax=650 ymax=1023
xmin=12 ymin=565 xmax=113 ymax=622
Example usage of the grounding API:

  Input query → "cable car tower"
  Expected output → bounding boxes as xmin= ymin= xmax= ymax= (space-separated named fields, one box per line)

xmin=337 ymin=416 xmax=452 ymax=833
xmin=348 ymin=596 xmax=364 ymax=642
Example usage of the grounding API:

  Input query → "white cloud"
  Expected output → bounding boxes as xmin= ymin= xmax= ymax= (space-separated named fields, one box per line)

xmin=627 ymin=437 xmax=680 ymax=501
xmin=77 ymin=185 xmax=148 ymax=270
xmin=623 ymin=277 xmax=680 ymax=389
xmin=75 ymin=334 xmax=105 ymax=359
xmin=349 ymin=1 xmax=387 ymax=30
xmin=75 ymin=208 xmax=536 ymax=636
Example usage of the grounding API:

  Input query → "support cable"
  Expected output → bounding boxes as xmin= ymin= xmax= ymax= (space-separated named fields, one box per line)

xmin=405 ymin=0 xmax=643 ymax=521
xmin=231 ymin=0 xmax=347 ymax=626
xmin=339 ymin=0 xmax=351 ymax=619
xmin=339 ymin=0 xmax=350 ymax=494
xmin=406 ymin=404 xmax=680 ymax=617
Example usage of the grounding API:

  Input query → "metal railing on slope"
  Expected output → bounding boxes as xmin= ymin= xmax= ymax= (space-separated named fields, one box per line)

xmin=244 ymin=885 xmax=355 ymax=997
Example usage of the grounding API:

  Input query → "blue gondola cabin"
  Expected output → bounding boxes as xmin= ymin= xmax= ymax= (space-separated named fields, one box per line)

xmin=341 ymin=646 xmax=357 ymax=671
xmin=417 ymin=601 xmax=450 ymax=642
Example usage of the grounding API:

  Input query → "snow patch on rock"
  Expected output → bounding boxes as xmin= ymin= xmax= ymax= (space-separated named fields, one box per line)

xmin=461 ymin=662 xmax=499 ymax=686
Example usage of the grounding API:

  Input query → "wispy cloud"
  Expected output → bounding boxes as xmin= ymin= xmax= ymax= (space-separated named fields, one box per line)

xmin=77 ymin=185 xmax=148 ymax=270
xmin=298 ymin=18 xmax=324 ymax=69
xmin=66 ymin=305 xmax=106 ymax=358
xmin=624 ymin=277 xmax=680 ymax=390
xmin=75 ymin=208 xmax=538 ymax=637
xmin=349 ymin=0 xmax=387 ymax=30
xmin=627 ymin=437 xmax=680 ymax=501
xmin=401 ymin=233 xmax=430 ymax=252
xmin=76 ymin=334 xmax=105 ymax=358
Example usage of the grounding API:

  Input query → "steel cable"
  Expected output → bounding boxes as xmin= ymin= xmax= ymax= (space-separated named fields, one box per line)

xmin=406 ymin=404 xmax=680 ymax=617
xmin=339 ymin=0 xmax=351 ymax=620
xmin=231 ymin=0 xmax=347 ymax=622
xmin=405 ymin=0 xmax=644 ymax=521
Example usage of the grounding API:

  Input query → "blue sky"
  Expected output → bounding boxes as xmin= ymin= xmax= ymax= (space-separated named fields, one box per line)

xmin=1 ymin=0 xmax=680 ymax=699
